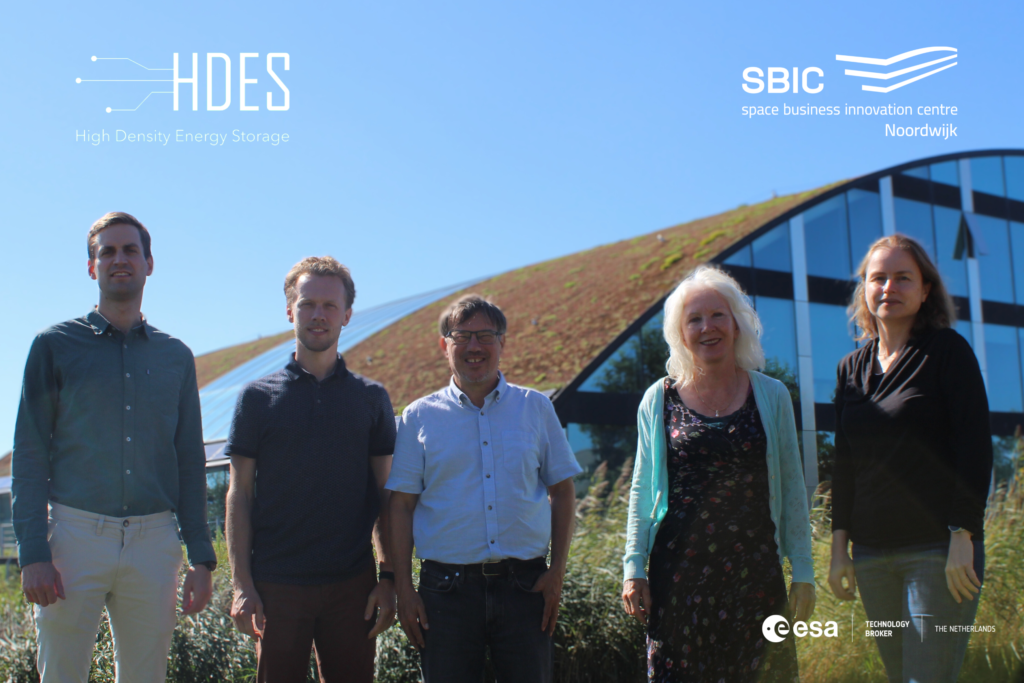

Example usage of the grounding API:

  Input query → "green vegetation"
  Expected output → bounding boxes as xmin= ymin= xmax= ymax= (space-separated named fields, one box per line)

xmin=564 ymin=281 xmax=577 ymax=289
xmin=698 ymin=229 xmax=729 ymax=247
xmin=659 ymin=251 xmax=684 ymax=270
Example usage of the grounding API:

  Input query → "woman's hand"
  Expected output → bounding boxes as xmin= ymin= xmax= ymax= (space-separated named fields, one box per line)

xmin=828 ymin=530 xmax=857 ymax=600
xmin=788 ymin=582 xmax=816 ymax=623
xmin=622 ymin=578 xmax=652 ymax=626
xmin=945 ymin=531 xmax=981 ymax=604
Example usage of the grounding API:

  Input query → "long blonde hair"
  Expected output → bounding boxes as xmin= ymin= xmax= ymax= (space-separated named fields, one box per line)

xmin=849 ymin=234 xmax=956 ymax=340
xmin=663 ymin=265 xmax=765 ymax=387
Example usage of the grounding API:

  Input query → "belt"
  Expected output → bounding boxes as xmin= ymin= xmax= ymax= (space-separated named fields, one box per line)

xmin=423 ymin=557 xmax=547 ymax=578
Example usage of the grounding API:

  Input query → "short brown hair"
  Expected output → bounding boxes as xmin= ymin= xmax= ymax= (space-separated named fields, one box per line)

xmin=87 ymin=212 xmax=152 ymax=261
xmin=438 ymin=294 xmax=507 ymax=337
xmin=284 ymin=256 xmax=356 ymax=308
xmin=849 ymin=233 xmax=956 ymax=340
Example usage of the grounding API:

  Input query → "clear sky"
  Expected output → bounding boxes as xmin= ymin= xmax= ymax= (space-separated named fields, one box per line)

xmin=2 ymin=0 xmax=1022 ymax=449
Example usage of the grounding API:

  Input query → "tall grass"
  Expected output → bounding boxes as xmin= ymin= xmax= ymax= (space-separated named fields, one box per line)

xmin=0 ymin=462 xmax=1018 ymax=682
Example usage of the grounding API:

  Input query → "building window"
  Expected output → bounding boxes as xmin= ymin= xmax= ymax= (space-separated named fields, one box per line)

xmin=847 ymin=189 xmax=883 ymax=265
xmin=955 ymin=319 xmax=973 ymax=347
xmin=934 ymin=206 xmax=968 ymax=298
xmin=752 ymin=222 xmax=792 ymax=272
xmin=579 ymin=312 xmax=668 ymax=393
xmin=901 ymin=165 xmax=930 ymax=180
xmin=809 ymin=303 xmax=857 ymax=404
xmin=724 ymin=244 xmax=752 ymax=267
xmin=985 ymin=324 xmax=1023 ymax=412
xmin=816 ymin=431 xmax=836 ymax=484
xmin=804 ymin=195 xmax=852 ymax=280
xmin=931 ymin=161 xmax=960 ymax=187
xmin=566 ymin=423 xmax=639 ymax=496
xmin=975 ymin=214 xmax=1015 ymax=304
xmin=755 ymin=296 xmax=799 ymax=400
xmin=207 ymin=466 xmax=229 ymax=535
xmin=894 ymin=197 xmax=936 ymax=260
xmin=1006 ymin=156 xmax=1024 ymax=202
xmin=971 ymin=156 xmax=1006 ymax=197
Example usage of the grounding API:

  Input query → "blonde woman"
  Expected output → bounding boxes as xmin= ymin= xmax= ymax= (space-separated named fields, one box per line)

xmin=828 ymin=235 xmax=991 ymax=683
xmin=622 ymin=265 xmax=814 ymax=682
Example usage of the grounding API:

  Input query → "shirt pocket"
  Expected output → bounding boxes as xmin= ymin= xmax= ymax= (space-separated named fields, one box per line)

xmin=145 ymin=368 xmax=182 ymax=419
xmin=501 ymin=430 xmax=541 ymax=492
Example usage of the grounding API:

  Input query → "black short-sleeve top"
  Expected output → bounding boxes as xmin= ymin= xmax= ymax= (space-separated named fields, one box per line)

xmin=831 ymin=328 xmax=992 ymax=547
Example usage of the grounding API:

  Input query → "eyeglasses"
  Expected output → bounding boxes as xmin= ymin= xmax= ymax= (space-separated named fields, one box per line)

xmin=446 ymin=329 xmax=501 ymax=345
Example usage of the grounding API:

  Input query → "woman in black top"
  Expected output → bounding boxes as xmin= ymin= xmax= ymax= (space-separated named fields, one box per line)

xmin=827 ymin=234 xmax=992 ymax=683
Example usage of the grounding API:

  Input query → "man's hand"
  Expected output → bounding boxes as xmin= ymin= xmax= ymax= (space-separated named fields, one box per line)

xmin=828 ymin=530 xmax=857 ymax=601
xmin=21 ymin=562 xmax=65 ymax=607
xmin=532 ymin=567 xmax=564 ymax=636
xmin=622 ymin=578 xmax=651 ymax=626
xmin=396 ymin=584 xmax=429 ymax=649
xmin=230 ymin=583 xmax=265 ymax=638
xmin=364 ymin=580 xmax=397 ymax=638
xmin=946 ymin=531 xmax=981 ymax=604
xmin=787 ymin=581 xmax=816 ymax=623
xmin=181 ymin=565 xmax=213 ymax=615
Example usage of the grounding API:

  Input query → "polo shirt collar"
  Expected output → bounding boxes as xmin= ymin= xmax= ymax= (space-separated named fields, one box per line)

xmin=86 ymin=308 xmax=152 ymax=337
xmin=448 ymin=372 xmax=508 ymax=407
xmin=284 ymin=353 xmax=349 ymax=382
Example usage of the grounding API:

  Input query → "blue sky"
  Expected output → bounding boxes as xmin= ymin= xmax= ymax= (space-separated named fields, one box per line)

xmin=2 ymin=0 xmax=1022 ymax=449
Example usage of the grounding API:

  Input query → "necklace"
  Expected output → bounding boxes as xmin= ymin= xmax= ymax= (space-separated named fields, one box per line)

xmin=693 ymin=371 xmax=740 ymax=417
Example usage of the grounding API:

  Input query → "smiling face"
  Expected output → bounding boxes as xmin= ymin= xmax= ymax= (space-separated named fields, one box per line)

xmin=87 ymin=223 xmax=153 ymax=302
xmin=681 ymin=286 xmax=739 ymax=368
xmin=864 ymin=247 xmax=931 ymax=327
xmin=287 ymin=273 xmax=353 ymax=354
xmin=440 ymin=311 xmax=505 ymax=393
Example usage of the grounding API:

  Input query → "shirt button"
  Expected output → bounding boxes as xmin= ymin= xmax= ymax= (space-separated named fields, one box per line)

xmin=123 ymin=505 xmax=128 ymax=510
xmin=126 ymin=405 xmax=131 ymax=411
xmin=488 ymin=505 xmax=493 ymax=510
xmin=126 ymin=470 xmax=131 ymax=474
xmin=490 ymin=540 xmax=495 ymax=544
xmin=486 ymin=474 xmax=491 ymax=478
xmin=123 ymin=344 xmax=128 ymax=349
xmin=483 ymin=441 xmax=488 ymax=446
xmin=126 ymin=372 xmax=131 ymax=378
xmin=126 ymin=437 xmax=131 ymax=442
xmin=480 ymin=411 xmax=485 ymax=416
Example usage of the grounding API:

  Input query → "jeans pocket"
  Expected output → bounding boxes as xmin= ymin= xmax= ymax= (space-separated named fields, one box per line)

xmin=512 ymin=566 xmax=546 ymax=593
xmin=419 ymin=565 xmax=458 ymax=594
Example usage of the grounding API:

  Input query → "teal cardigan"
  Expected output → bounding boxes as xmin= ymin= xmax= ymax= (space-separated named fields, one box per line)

xmin=623 ymin=371 xmax=815 ymax=585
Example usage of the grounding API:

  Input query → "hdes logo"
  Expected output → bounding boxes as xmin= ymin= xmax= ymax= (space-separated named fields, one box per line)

xmin=762 ymin=615 xmax=839 ymax=643
xmin=77 ymin=53 xmax=290 ymax=113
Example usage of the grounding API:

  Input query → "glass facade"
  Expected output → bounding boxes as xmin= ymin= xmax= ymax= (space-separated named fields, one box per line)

xmin=559 ymin=153 xmax=1024 ymax=494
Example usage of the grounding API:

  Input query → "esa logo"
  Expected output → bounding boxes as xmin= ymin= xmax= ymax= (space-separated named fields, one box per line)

xmin=762 ymin=615 xmax=839 ymax=643
xmin=742 ymin=67 xmax=824 ymax=94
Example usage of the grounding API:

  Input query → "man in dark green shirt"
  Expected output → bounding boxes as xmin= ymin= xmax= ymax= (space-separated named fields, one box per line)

xmin=12 ymin=212 xmax=215 ymax=682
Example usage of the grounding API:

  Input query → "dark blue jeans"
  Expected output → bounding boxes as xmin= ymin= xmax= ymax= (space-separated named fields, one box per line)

xmin=852 ymin=540 xmax=985 ymax=683
xmin=418 ymin=560 xmax=553 ymax=683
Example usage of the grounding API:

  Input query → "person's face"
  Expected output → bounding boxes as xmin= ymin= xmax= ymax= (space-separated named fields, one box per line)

xmin=287 ymin=274 xmax=353 ymax=354
xmin=681 ymin=286 xmax=739 ymax=367
xmin=440 ymin=312 xmax=505 ymax=390
xmin=865 ymin=247 xmax=931 ymax=326
xmin=87 ymin=224 xmax=153 ymax=301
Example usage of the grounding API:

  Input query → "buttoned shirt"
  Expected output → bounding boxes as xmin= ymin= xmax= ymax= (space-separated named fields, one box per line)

xmin=386 ymin=373 xmax=582 ymax=564
xmin=12 ymin=310 xmax=215 ymax=567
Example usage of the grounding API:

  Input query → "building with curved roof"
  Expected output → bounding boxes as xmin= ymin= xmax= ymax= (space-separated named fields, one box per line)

xmin=195 ymin=149 xmax=1024 ymax=506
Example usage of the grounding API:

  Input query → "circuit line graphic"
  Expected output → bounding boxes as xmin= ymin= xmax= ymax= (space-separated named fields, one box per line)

xmin=77 ymin=56 xmax=175 ymax=113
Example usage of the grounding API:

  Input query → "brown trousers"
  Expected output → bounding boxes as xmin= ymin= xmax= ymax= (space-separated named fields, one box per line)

xmin=255 ymin=565 xmax=377 ymax=683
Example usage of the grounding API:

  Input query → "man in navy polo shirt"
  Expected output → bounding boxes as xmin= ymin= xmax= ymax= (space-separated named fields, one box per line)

xmin=226 ymin=256 xmax=397 ymax=683
xmin=388 ymin=295 xmax=581 ymax=683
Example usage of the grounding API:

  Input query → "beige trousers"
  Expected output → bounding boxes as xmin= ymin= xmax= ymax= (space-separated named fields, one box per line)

xmin=34 ymin=503 xmax=183 ymax=683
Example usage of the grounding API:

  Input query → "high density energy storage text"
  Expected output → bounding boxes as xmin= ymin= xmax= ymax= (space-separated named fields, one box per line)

xmin=74 ymin=129 xmax=290 ymax=146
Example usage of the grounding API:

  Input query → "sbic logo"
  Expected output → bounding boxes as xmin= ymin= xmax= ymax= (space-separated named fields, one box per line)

xmin=174 ymin=53 xmax=290 ymax=111
xmin=742 ymin=67 xmax=823 ymax=94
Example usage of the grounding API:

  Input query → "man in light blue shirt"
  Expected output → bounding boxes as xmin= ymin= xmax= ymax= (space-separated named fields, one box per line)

xmin=387 ymin=295 xmax=581 ymax=683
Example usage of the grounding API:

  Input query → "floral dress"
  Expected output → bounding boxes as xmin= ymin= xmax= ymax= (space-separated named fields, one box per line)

xmin=646 ymin=378 xmax=799 ymax=683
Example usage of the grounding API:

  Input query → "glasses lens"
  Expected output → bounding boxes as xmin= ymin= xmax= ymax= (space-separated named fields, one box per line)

xmin=476 ymin=332 xmax=496 ymax=344
xmin=451 ymin=332 xmax=472 ymax=344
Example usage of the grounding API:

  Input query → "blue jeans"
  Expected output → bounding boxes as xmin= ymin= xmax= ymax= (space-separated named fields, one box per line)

xmin=418 ymin=560 xmax=552 ymax=683
xmin=851 ymin=540 xmax=985 ymax=683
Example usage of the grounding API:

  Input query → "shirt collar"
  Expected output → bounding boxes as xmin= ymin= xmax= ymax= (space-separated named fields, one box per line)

xmin=447 ymin=372 xmax=508 ymax=407
xmin=284 ymin=353 xmax=349 ymax=382
xmin=86 ymin=308 xmax=152 ymax=337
